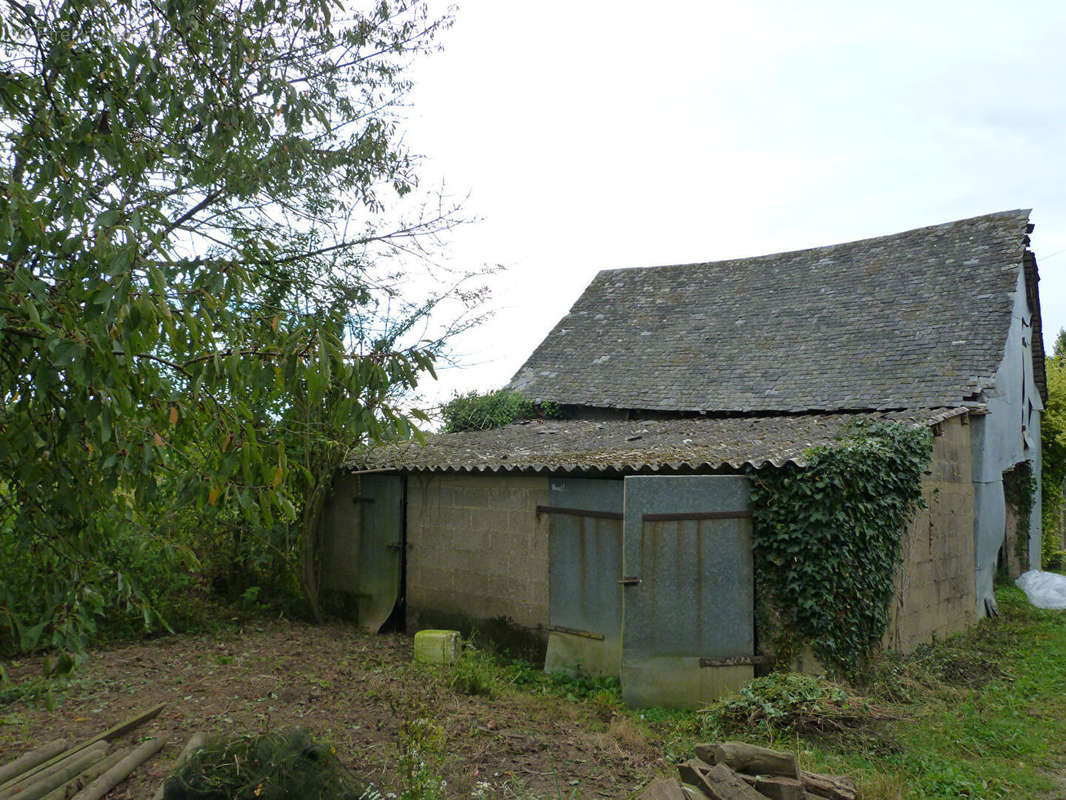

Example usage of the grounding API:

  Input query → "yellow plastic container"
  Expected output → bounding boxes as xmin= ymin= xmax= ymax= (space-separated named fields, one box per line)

xmin=413 ymin=629 xmax=461 ymax=665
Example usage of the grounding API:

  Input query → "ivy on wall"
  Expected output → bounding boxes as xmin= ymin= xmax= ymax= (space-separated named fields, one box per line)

xmin=1002 ymin=461 xmax=1036 ymax=572
xmin=749 ymin=420 xmax=933 ymax=678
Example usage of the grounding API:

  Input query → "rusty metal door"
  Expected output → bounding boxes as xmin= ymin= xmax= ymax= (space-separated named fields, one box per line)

xmin=543 ymin=478 xmax=624 ymax=677
xmin=353 ymin=474 xmax=405 ymax=632
xmin=319 ymin=473 xmax=404 ymax=632
xmin=621 ymin=475 xmax=754 ymax=707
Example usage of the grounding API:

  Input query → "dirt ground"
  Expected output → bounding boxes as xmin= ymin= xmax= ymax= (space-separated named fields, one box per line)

xmin=0 ymin=620 xmax=669 ymax=799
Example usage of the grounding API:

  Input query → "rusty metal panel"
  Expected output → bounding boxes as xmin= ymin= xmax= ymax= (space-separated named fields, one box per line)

xmin=318 ymin=473 xmax=403 ymax=632
xmin=545 ymin=478 xmax=623 ymax=677
xmin=353 ymin=473 xmax=404 ymax=633
xmin=621 ymin=475 xmax=753 ymax=707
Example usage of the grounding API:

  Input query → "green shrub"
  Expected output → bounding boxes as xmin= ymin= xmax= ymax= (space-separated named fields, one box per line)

xmin=440 ymin=390 xmax=559 ymax=433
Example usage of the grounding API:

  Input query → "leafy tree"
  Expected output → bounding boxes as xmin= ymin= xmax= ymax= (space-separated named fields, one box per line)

xmin=0 ymin=0 xmax=465 ymax=661
xmin=1041 ymin=330 xmax=1066 ymax=566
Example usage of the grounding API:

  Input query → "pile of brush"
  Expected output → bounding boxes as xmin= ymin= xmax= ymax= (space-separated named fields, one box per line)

xmin=160 ymin=730 xmax=371 ymax=800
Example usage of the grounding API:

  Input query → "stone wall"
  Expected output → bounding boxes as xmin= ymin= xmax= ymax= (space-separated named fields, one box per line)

xmin=405 ymin=472 xmax=551 ymax=632
xmin=885 ymin=414 xmax=977 ymax=651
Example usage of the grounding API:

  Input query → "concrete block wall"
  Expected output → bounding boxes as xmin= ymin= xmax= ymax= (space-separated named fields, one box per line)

xmin=886 ymin=414 xmax=977 ymax=651
xmin=405 ymin=472 xmax=550 ymax=630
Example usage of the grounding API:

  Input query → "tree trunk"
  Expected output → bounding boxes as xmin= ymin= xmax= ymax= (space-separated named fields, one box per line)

xmin=300 ymin=478 xmax=329 ymax=624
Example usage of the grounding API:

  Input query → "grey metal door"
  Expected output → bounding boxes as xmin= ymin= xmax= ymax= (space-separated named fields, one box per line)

xmin=353 ymin=474 xmax=405 ymax=632
xmin=544 ymin=478 xmax=624 ymax=677
xmin=318 ymin=473 xmax=403 ymax=632
xmin=621 ymin=475 xmax=754 ymax=707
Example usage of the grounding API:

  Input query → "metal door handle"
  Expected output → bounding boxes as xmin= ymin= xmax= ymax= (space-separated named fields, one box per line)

xmin=617 ymin=576 xmax=641 ymax=586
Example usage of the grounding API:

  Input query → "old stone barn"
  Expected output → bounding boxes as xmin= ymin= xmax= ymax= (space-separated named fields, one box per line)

xmin=318 ymin=210 xmax=1046 ymax=706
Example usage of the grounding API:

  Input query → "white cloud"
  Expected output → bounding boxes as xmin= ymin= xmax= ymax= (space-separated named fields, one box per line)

xmin=398 ymin=0 xmax=1066 ymax=406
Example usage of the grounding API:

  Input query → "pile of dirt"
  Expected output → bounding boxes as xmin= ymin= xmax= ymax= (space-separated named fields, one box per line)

xmin=162 ymin=730 xmax=370 ymax=800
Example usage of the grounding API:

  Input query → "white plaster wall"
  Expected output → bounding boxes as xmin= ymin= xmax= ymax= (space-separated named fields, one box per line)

xmin=972 ymin=266 xmax=1044 ymax=613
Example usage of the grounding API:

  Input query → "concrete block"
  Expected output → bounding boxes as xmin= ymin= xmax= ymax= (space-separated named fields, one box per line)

xmin=414 ymin=629 xmax=461 ymax=664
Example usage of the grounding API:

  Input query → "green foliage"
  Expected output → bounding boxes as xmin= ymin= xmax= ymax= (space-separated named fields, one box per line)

xmin=163 ymin=729 xmax=370 ymax=800
xmin=750 ymin=420 xmax=933 ymax=677
xmin=443 ymin=643 xmax=623 ymax=705
xmin=448 ymin=646 xmax=498 ymax=698
xmin=0 ymin=0 xmax=470 ymax=659
xmin=1041 ymin=340 xmax=1066 ymax=567
xmin=1003 ymin=461 xmax=1036 ymax=570
xmin=440 ymin=390 xmax=559 ymax=433
xmin=395 ymin=717 xmax=448 ymax=800
xmin=507 ymin=660 xmax=622 ymax=705
xmin=711 ymin=673 xmax=848 ymax=733
xmin=0 ymin=675 xmax=67 ymax=711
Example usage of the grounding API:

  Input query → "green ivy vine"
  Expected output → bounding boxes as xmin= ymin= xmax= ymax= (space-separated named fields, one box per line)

xmin=1002 ymin=461 xmax=1036 ymax=570
xmin=749 ymin=420 xmax=933 ymax=678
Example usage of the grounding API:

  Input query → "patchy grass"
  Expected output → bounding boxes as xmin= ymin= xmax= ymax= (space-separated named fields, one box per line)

xmin=635 ymin=584 xmax=1066 ymax=800
xmin=1 ymin=585 xmax=1064 ymax=799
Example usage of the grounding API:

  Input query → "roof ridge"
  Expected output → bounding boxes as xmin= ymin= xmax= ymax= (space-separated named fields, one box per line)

xmin=594 ymin=209 xmax=1031 ymax=276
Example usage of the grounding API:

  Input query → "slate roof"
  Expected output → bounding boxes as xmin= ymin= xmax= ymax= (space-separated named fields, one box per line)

xmin=345 ymin=409 xmax=968 ymax=474
xmin=509 ymin=210 xmax=1037 ymax=413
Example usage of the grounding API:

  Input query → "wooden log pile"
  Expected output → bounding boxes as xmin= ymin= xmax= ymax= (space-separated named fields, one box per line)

xmin=641 ymin=741 xmax=857 ymax=800
xmin=0 ymin=703 xmax=195 ymax=800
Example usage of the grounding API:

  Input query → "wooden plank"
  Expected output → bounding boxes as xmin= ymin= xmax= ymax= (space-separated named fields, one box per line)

xmin=536 ymin=505 xmax=623 ymax=521
xmin=642 ymin=510 xmax=752 ymax=522
xmin=699 ymin=654 xmax=775 ymax=668
xmin=546 ymin=625 xmax=605 ymax=641
xmin=637 ymin=777 xmax=688 ymax=800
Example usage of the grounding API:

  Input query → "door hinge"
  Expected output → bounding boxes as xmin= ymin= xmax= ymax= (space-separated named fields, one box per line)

xmin=617 ymin=576 xmax=641 ymax=586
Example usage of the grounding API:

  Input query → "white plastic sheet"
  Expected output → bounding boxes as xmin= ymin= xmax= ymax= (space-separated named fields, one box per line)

xmin=1015 ymin=570 xmax=1066 ymax=609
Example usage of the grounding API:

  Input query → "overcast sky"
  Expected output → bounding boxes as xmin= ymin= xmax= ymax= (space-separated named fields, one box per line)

xmin=399 ymin=0 xmax=1066 ymax=410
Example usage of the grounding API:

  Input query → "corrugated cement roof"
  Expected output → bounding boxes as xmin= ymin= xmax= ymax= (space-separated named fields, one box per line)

xmin=345 ymin=409 xmax=968 ymax=474
xmin=509 ymin=210 xmax=1034 ymax=412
